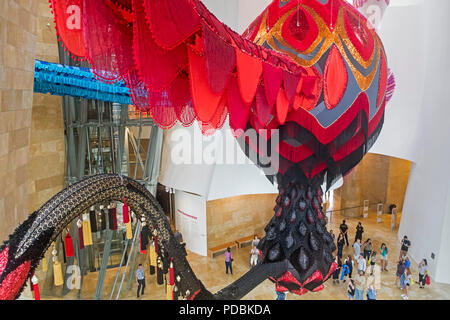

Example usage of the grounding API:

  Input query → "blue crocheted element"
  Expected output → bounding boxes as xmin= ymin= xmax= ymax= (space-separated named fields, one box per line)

xmin=34 ymin=60 xmax=132 ymax=104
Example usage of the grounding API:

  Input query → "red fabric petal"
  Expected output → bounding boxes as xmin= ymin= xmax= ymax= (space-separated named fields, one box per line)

xmin=133 ymin=0 xmax=188 ymax=90
xmin=283 ymin=71 xmax=301 ymax=102
xmin=324 ymin=45 xmax=348 ymax=110
xmin=199 ymin=99 xmax=228 ymax=136
xmin=235 ymin=49 xmax=263 ymax=105
xmin=171 ymin=73 xmax=196 ymax=127
xmin=83 ymin=0 xmax=134 ymax=80
xmin=255 ymin=85 xmax=273 ymax=127
xmin=148 ymin=90 xmax=178 ymax=129
xmin=188 ymin=45 xmax=224 ymax=123
xmin=50 ymin=0 xmax=86 ymax=59
xmin=227 ymin=77 xmax=251 ymax=134
xmin=202 ymin=21 xmax=236 ymax=94
xmin=123 ymin=68 xmax=151 ymax=112
xmin=144 ymin=0 xmax=200 ymax=50
xmin=293 ymin=67 xmax=322 ymax=111
xmin=263 ymin=62 xmax=283 ymax=107
xmin=276 ymin=88 xmax=290 ymax=125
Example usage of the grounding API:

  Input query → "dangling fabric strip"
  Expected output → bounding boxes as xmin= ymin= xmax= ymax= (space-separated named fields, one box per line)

xmin=108 ymin=207 xmax=118 ymax=230
xmin=126 ymin=221 xmax=133 ymax=240
xmin=123 ymin=198 xmax=130 ymax=223
xmin=100 ymin=208 xmax=107 ymax=230
xmin=60 ymin=234 xmax=67 ymax=264
xmin=154 ymin=235 xmax=159 ymax=255
xmin=89 ymin=209 xmax=98 ymax=232
xmin=65 ymin=233 xmax=74 ymax=258
xmin=140 ymin=226 xmax=149 ymax=252
xmin=82 ymin=214 xmax=93 ymax=246
xmin=149 ymin=242 xmax=156 ymax=275
xmin=157 ymin=260 xmax=164 ymax=285
xmin=53 ymin=261 xmax=64 ymax=286
xmin=78 ymin=219 xmax=85 ymax=249
xmin=31 ymin=276 xmax=40 ymax=300
xmin=169 ymin=258 xmax=175 ymax=286
xmin=139 ymin=234 xmax=146 ymax=254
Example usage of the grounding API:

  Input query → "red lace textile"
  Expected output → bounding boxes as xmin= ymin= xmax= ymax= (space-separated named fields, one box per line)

xmin=49 ymin=0 xmax=391 ymax=179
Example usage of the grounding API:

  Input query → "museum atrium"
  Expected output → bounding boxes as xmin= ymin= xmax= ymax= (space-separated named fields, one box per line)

xmin=0 ymin=0 xmax=449 ymax=302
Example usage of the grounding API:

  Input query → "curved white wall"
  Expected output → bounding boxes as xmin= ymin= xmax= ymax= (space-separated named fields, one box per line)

xmin=393 ymin=0 xmax=450 ymax=284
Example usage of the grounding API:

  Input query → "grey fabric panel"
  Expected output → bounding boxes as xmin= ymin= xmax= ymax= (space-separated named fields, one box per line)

xmin=273 ymin=36 xmax=327 ymax=62
xmin=339 ymin=34 xmax=379 ymax=77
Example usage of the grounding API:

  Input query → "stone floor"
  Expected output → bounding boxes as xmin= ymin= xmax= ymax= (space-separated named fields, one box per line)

xmin=22 ymin=211 xmax=450 ymax=300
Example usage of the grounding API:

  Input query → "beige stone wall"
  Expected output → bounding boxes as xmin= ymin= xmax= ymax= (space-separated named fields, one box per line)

xmin=27 ymin=0 xmax=65 ymax=213
xmin=206 ymin=193 xmax=277 ymax=249
xmin=334 ymin=153 xmax=412 ymax=218
xmin=0 ymin=0 xmax=39 ymax=241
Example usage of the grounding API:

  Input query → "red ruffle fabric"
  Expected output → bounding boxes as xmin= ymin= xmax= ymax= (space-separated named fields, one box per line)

xmin=49 ymin=0 xmax=390 ymax=177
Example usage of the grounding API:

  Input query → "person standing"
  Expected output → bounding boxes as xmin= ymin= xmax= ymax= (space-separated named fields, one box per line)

xmin=252 ymin=235 xmax=260 ymax=248
xmin=400 ymin=236 xmax=411 ymax=259
xmin=363 ymin=239 xmax=372 ymax=261
xmin=404 ymin=257 xmax=411 ymax=271
xmin=343 ymin=255 xmax=354 ymax=282
xmin=401 ymin=269 xmax=412 ymax=300
xmin=332 ymin=256 xmax=342 ymax=284
xmin=353 ymin=238 xmax=361 ymax=261
xmin=337 ymin=232 xmax=345 ymax=259
xmin=366 ymin=284 xmax=377 ymax=300
xmin=355 ymin=222 xmax=364 ymax=243
xmin=340 ymin=220 xmax=349 ymax=247
xmin=418 ymin=259 xmax=428 ymax=289
xmin=250 ymin=245 xmax=260 ymax=268
xmin=136 ymin=264 xmax=146 ymax=298
xmin=329 ymin=229 xmax=336 ymax=243
xmin=276 ymin=289 xmax=287 ymax=300
xmin=347 ymin=279 xmax=356 ymax=300
xmin=395 ymin=259 xmax=406 ymax=288
xmin=366 ymin=257 xmax=381 ymax=291
xmin=354 ymin=270 xmax=366 ymax=300
xmin=357 ymin=254 xmax=366 ymax=274
xmin=224 ymin=247 xmax=233 ymax=275
xmin=380 ymin=243 xmax=389 ymax=271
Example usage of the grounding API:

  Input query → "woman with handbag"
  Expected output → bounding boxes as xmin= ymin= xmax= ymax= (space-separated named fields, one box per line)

xmin=418 ymin=259 xmax=428 ymax=289
xmin=224 ymin=247 xmax=233 ymax=275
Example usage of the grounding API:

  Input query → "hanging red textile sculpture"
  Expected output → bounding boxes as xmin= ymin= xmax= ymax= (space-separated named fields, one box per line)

xmin=48 ymin=0 xmax=394 ymax=296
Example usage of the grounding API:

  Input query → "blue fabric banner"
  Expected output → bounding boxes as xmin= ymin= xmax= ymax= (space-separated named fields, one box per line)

xmin=33 ymin=60 xmax=132 ymax=104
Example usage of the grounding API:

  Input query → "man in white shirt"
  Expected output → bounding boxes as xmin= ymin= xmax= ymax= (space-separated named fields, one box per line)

xmin=353 ymin=238 xmax=361 ymax=260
